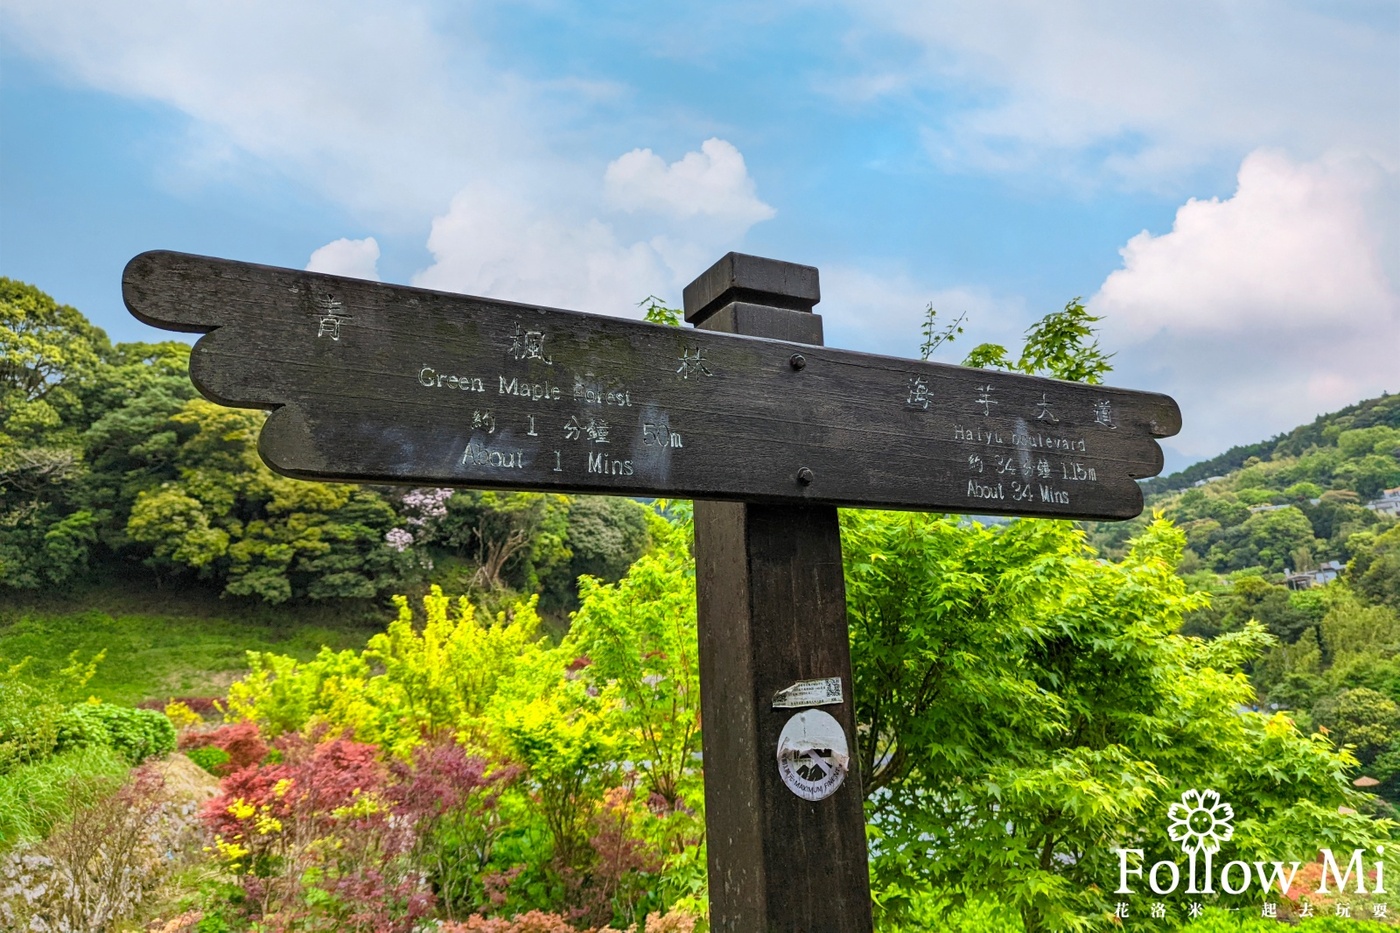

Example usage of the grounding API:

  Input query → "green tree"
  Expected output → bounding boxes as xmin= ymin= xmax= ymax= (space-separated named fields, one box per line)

xmin=499 ymin=685 xmax=617 ymax=873
xmin=567 ymin=515 xmax=700 ymax=808
xmin=74 ymin=341 xmax=195 ymax=536
xmin=1337 ymin=425 xmax=1400 ymax=461
xmin=120 ymin=398 xmax=407 ymax=602
xmin=565 ymin=497 xmax=651 ymax=584
xmin=1251 ymin=628 xmax=1325 ymax=711
xmin=0 ymin=280 xmax=110 ymax=587
xmin=1181 ymin=574 xmax=1322 ymax=643
xmin=126 ymin=485 xmax=229 ymax=576
xmin=957 ymin=298 xmax=1113 ymax=384
xmin=1350 ymin=524 xmax=1400 ymax=611
xmin=0 ymin=282 xmax=425 ymax=601
xmin=1335 ymin=454 xmax=1400 ymax=500
xmin=1313 ymin=687 xmax=1400 ymax=767
xmin=846 ymin=513 xmax=1382 ymax=931
xmin=860 ymin=300 xmax=1389 ymax=930
xmin=1207 ymin=505 xmax=1315 ymax=573
xmin=0 ymin=278 xmax=109 ymax=410
xmin=539 ymin=496 xmax=652 ymax=610
xmin=433 ymin=490 xmax=572 ymax=591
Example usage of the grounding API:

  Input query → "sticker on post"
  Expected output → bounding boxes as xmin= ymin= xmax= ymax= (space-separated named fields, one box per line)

xmin=776 ymin=710 xmax=849 ymax=801
xmin=772 ymin=677 xmax=843 ymax=709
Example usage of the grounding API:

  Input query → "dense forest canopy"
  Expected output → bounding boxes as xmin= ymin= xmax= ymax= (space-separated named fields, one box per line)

xmin=1076 ymin=385 xmax=1400 ymax=813
xmin=0 ymin=277 xmax=651 ymax=617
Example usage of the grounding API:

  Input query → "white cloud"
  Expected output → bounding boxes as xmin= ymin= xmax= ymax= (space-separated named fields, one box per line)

xmin=414 ymin=139 xmax=775 ymax=316
xmin=838 ymin=1 xmax=1399 ymax=186
xmin=1098 ymin=151 xmax=1395 ymax=337
xmin=0 ymin=0 xmax=550 ymax=223
xmin=306 ymin=237 xmax=381 ymax=281
xmin=1091 ymin=150 xmax=1400 ymax=459
xmin=1 ymin=3 xmax=781 ymax=318
xmin=413 ymin=182 xmax=673 ymax=316
xmin=605 ymin=139 xmax=776 ymax=227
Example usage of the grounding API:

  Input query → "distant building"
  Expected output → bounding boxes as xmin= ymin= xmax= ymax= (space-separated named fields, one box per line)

xmin=1191 ymin=476 xmax=1228 ymax=488
xmin=1284 ymin=560 xmax=1344 ymax=590
xmin=1247 ymin=503 xmax=1289 ymax=514
xmin=1366 ymin=487 xmax=1400 ymax=517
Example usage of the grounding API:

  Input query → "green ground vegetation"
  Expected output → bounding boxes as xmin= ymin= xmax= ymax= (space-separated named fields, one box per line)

xmin=1 ymin=578 xmax=383 ymax=705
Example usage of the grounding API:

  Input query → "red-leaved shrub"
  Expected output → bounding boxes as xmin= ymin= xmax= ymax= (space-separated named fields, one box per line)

xmin=551 ymin=785 xmax=665 ymax=928
xmin=180 ymin=721 xmax=268 ymax=775
xmin=140 ymin=696 xmax=222 ymax=717
xmin=440 ymin=911 xmax=577 ymax=933
xmin=203 ymin=734 xmax=427 ymax=931
xmin=396 ymin=741 xmax=521 ymax=919
xmin=202 ymin=732 xmax=512 ymax=932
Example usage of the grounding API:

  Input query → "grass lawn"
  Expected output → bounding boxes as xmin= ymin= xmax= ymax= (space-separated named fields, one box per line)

xmin=0 ymin=577 xmax=385 ymax=705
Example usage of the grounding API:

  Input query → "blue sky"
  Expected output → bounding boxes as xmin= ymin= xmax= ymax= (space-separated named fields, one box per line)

xmin=2 ymin=1 xmax=1397 ymax=471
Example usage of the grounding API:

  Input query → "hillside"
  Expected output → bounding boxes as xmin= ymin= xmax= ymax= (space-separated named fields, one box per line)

xmin=1141 ymin=393 xmax=1400 ymax=497
xmin=1080 ymin=397 xmax=1400 ymax=804
xmin=1089 ymin=393 xmax=1400 ymax=580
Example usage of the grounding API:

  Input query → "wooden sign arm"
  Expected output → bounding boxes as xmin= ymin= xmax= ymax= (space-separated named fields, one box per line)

xmin=123 ymin=250 xmax=1180 ymax=518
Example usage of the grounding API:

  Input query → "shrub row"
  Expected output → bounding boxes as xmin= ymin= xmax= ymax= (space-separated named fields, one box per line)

xmin=0 ymin=680 xmax=175 ymax=779
xmin=55 ymin=702 xmax=177 ymax=763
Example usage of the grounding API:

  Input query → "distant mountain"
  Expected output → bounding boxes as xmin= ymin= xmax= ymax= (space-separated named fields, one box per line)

xmin=1088 ymin=393 xmax=1400 ymax=574
xmin=1142 ymin=394 xmax=1400 ymax=497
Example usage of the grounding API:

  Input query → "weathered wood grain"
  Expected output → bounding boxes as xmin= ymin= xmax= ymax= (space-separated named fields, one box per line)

xmin=694 ymin=282 xmax=873 ymax=931
xmin=123 ymin=250 xmax=1179 ymax=517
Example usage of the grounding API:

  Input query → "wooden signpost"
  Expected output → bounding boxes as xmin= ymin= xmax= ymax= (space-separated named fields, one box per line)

xmin=125 ymin=249 xmax=1180 ymax=932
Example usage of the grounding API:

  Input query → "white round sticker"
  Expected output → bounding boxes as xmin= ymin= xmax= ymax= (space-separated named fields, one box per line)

xmin=776 ymin=709 xmax=850 ymax=801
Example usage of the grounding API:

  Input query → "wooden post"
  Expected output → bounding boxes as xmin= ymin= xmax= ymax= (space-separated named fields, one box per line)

xmin=686 ymin=254 xmax=874 ymax=932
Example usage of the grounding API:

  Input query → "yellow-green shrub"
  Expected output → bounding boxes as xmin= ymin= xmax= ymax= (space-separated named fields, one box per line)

xmin=223 ymin=587 xmax=554 ymax=758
